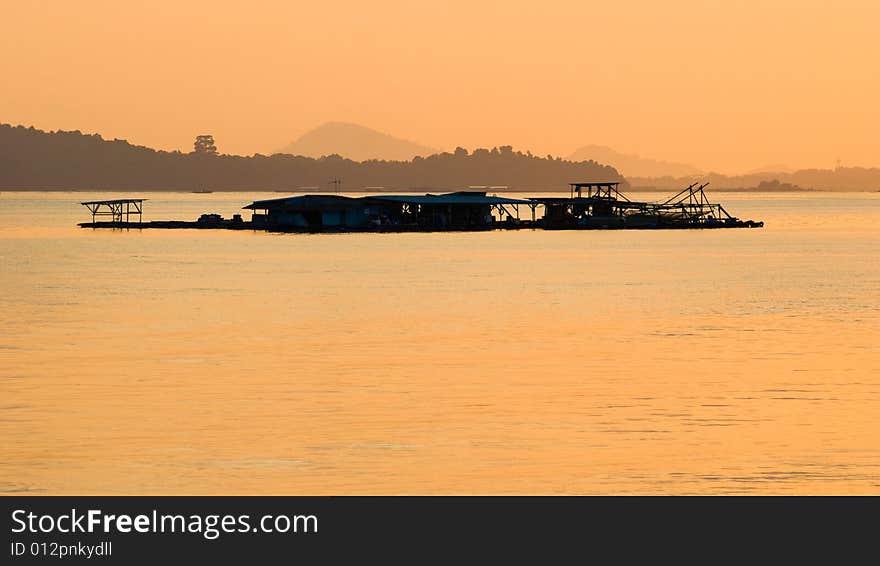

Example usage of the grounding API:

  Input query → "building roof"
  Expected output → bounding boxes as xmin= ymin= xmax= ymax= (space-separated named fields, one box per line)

xmin=80 ymin=198 xmax=146 ymax=205
xmin=370 ymin=192 xmax=532 ymax=206
xmin=243 ymin=195 xmax=359 ymax=210
xmin=529 ymin=196 xmax=622 ymax=203
xmin=244 ymin=191 xmax=532 ymax=210
xmin=569 ymin=182 xmax=620 ymax=188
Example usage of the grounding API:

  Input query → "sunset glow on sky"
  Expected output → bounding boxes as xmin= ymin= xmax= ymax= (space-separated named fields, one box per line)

xmin=3 ymin=1 xmax=877 ymax=173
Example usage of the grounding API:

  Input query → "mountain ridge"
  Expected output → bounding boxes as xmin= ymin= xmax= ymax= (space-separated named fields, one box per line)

xmin=567 ymin=144 xmax=702 ymax=178
xmin=2 ymin=123 xmax=876 ymax=192
xmin=0 ymin=123 xmax=622 ymax=191
xmin=277 ymin=122 xmax=437 ymax=162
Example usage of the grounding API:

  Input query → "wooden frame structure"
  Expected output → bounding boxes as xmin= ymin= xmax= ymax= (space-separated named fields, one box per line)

xmin=81 ymin=199 xmax=145 ymax=224
xmin=569 ymin=182 xmax=630 ymax=201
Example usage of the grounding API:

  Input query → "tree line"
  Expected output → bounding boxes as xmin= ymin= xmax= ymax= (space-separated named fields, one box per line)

xmin=0 ymin=124 xmax=623 ymax=191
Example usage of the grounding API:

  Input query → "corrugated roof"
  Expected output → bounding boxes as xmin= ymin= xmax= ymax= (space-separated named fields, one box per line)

xmin=243 ymin=195 xmax=359 ymax=210
xmin=370 ymin=193 xmax=532 ymax=206
xmin=244 ymin=192 xmax=532 ymax=209
xmin=529 ymin=196 xmax=617 ymax=203
xmin=569 ymin=182 xmax=620 ymax=188
xmin=81 ymin=198 xmax=146 ymax=205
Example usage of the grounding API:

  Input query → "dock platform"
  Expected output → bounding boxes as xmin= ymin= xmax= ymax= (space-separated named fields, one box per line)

xmin=78 ymin=220 xmax=256 ymax=230
xmin=78 ymin=182 xmax=764 ymax=232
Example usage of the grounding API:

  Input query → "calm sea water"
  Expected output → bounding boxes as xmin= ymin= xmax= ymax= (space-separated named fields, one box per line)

xmin=1 ymin=191 xmax=878 ymax=494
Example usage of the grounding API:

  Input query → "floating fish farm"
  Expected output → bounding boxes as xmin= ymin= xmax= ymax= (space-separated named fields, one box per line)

xmin=79 ymin=182 xmax=763 ymax=232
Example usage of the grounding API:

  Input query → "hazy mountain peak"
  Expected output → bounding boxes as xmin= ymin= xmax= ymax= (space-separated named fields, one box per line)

xmin=277 ymin=122 xmax=437 ymax=162
xmin=568 ymin=144 xmax=702 ymax=178
xmin=746 ymin=163 xmax=795 ymax=174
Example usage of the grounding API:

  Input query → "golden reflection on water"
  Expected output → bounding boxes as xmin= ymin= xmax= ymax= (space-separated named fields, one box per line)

xmin=1 ymin=192 xmax=878 ymax=494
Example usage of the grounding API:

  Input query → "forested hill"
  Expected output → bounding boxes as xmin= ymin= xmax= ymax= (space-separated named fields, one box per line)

xmin=0 ymin=124 xmax=622 ymax=191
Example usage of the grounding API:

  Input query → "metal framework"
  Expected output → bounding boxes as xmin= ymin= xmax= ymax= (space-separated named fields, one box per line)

xmin=657 ymin=182 xmax=732 ymax=223
xmin=81 ymin=199 xmax=145 ymax=223
xmin=569 ymin=182 xmax=630 ymax=201
xmin=526 ymin=181 xmax=746 ymax=228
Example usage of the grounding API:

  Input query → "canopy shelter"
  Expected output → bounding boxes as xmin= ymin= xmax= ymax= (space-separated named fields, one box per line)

xmin=81 ymin=199 xmax=145 ymax=223
xmin=569 ymin=182 xmax=628 ymax=200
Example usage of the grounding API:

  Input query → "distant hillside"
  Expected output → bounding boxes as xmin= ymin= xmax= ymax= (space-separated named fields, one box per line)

xmin=745 ymin=164 xmax=795 ymax=175
xmin=629 ymin=169 xmax=880 ymax=191
xmin=567 ymin=145 xmax=702 ymax=178
xmin=0 ymin=124 xmax=622 ymax=191
xmin=278 ymin=122 xmax=437 ymax=162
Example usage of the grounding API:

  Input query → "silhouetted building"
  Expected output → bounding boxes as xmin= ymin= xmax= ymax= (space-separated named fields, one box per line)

xmin=244 ymin=191 xmax=532 ymax=230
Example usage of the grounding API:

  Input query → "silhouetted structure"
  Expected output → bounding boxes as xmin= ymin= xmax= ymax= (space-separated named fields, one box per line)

xmin=530 ymin=182 xmax=759 ymax=228
xmin=244 ymin=191 xmax=532 ymax=230
xmin=80 ymin=198 xmax=144 ymax=223
xmin=239 ymin=184 xmax=761 ymax=231
xmin=78 ymin=183 xmax=762 ymax=231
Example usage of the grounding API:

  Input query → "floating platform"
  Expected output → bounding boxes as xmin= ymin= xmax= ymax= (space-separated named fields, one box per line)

xmin=79 ymin=182 xmax=764 ymax=232
xmin=78 ymin=220 xmax=255 ymax=230
xmin=78 ymin=219 xmax=762 ymax=232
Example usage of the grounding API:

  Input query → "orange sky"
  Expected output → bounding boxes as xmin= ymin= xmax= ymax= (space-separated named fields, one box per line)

xmin=2 ymin=1 xmax=877 ymax=173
